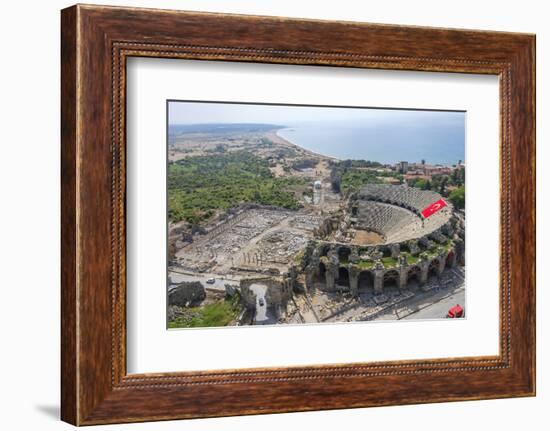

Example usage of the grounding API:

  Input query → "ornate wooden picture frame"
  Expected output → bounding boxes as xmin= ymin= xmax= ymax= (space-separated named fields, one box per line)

xmin=61 ymin=4 xmax=535 ymax=425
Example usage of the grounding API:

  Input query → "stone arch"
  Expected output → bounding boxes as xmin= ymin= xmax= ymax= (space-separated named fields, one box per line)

xmin=319 ymin=244 xmax=331 ymax=257
xmin=358 ymin=270 xmax=374 ymax=291
xmin=337 ymin=246 xmax=351 ymax=263
xmin=428 ymin=258 xmax=440 ymax=279
xmin=316 ymin=261 xmax=326 ymax=283
xmin=383 ymin=269 xmax=399 ymax=288
xmin=407 ymin=265 xmax=421 ymax=282
xmin=336 ymin=266 xmax=350 ymax=287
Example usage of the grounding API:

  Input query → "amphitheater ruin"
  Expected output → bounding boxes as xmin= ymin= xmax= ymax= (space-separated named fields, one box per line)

xmin=304 ymin=184 xmax=463 ymax=295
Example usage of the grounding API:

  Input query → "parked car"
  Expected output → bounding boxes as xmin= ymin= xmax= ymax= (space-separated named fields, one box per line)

xmin=206 ymin=278 xmax=215 ymax=284
xmin=447 ymin=304 xmax=464 ymax=318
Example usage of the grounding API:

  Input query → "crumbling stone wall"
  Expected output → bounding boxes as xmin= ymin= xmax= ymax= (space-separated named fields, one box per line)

xmin=240 ymin=277 xmax=291 ymax=309
xmin=303 ymin=240 xmax=461 ymax=297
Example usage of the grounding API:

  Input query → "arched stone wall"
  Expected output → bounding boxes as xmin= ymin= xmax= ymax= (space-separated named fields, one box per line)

xmin=358 ymin=270 xmax=373 ymax=290
xmin=304 ymin=238 xmax=462 ymax=296
xmin=240 ymin=277 xmax=290 ymax=310
xmin=428 ymin=258 xmax=440 ymax=279
xmin=336 ymin=266 xmax=350 ymax=287
xmin=383 ymin=269 xmax=399 ymax=288
xmin=407 ymin=265 xmax=421 ymax=282
xmin=318 ymin=261 xmax=326 ymax=279
xmin=337 ymin=246 xmax=351 ymax=263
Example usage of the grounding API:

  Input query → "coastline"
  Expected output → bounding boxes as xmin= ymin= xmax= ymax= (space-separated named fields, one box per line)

xmin=272 ymin=128 xmax=461 ymax=167
xmin=268 ymin=128 xmax=339 ymax=162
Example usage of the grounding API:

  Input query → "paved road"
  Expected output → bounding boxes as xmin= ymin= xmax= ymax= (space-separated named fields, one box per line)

xmin=248 ymin=283 xmax=268 ymax=323
xmin=168 ymin=269 xmax=239 ymax=291
xmin=401 ymin=288 xmax=465 ymax=320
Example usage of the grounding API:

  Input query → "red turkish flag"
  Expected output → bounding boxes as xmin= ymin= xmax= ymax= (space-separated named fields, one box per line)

xmin=421 ymin=199 xmax=447 ymax=218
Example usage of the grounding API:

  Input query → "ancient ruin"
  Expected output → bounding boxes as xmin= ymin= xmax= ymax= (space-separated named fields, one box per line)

xmin=168 ymin=183 xmax=465 ymax=326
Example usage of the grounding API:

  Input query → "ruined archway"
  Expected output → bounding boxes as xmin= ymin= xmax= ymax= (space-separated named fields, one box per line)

xmin=319 ymin=244 xmax=331 ymax=257
xmin=407 ymin=265 xmax=420 ymax=281
xmin=336 ymin=266 xmax=350 ymax=287
xmin=406 ymin=265 xmax=421 ymax=289
xmin=383 ymin=269 xmax=399 ymax=290
xmin=316 ymin=261 xmax=326 ymax=284
xmin=428 ymin=258 xmax=440 ymax=280
xmin=381 ymin=246 xmax=392 ymax=258
xmin=337 ymin=247 xmax=351 ymax=264
xmin=358 ymin=270 xmax=373 ymax=292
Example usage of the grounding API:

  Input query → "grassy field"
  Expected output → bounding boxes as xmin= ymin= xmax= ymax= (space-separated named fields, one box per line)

xmin=168 ymin=296 xmax=243 ymax=329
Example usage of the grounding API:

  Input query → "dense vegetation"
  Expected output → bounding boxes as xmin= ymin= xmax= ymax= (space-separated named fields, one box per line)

xmin=168 ymin=151 xmax=305 ymax=224
xmin=329 ymin=161 xmax=399 ymax=194
xmin=291 ymin=158 xmax=318 ymax=170
xmin=340 ymin=169 xmax=384 ymax=192
xmin=448 ymin=186 xmax=465 ymax=209
xmin=407 ymin=166 xmax=465 ymax=207
xmin=168 ymin=296 xmax=243 ymax=328
xmin=408 ymin=167 xmax=465 ymax=195
xmin=330 ymin=159 xmax=384 ymax=169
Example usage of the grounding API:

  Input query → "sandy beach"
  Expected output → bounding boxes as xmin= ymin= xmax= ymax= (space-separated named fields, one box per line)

xmin=268 ymin=129 xmax=339 ymax=162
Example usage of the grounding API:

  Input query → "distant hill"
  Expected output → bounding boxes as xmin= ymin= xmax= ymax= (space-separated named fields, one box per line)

xmin=169 ymin=123 xmax=285 ymax=136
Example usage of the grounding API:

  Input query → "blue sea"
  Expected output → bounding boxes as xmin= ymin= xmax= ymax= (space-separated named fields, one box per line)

xmin=277 ymin=113 xmax=465 ymax=166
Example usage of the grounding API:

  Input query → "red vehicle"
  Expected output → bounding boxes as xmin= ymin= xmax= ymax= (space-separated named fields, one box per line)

xmin=447 ymin=304 xmax=464 ymax=318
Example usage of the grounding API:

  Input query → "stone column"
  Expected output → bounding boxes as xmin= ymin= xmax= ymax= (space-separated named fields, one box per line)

xmin=420 ymin=266 xmax=429 ymax=285
xmin=290 ymin=265 xmax=298 ymax=284
xmin=374 ymin=272 xmax=384 ymax=294
xmin=419 ymin=254 xmax=430 ymax=286
xmin=398 ymin=254 xmax=408 ymax=290
xmin=447 ymin=248 xmax=457 ymax=267
xmin=373 ymin=261 xmax=385 ymax=295
xmin=325 ymin=267 xmax=335 ymax=291
xmin=305 ymin=266 xmax=315 ymax=292
xmin=310 ymin=246 xmax=321 ymax=278
xmin=398 ymin=268 xmax=408 ymax=289
xmin=455 ymin=238 xmax=465 ymax=266
xmin=437 ymin=249 xmax=447 ymax=275
xmin=349 ymin=265 xmax=359 ymax=297
xmin=390 ymin=243 xmax=400 ymax=259
xmin=325 ymin=249 xmax=339 ymax=292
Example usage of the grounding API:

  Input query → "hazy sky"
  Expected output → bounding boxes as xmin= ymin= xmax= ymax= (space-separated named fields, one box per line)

xmin=168 ymin=101 xmax=465 ymax=128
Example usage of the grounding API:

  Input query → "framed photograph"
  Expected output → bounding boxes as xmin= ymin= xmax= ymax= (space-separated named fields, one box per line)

xmin=61 ymin=4 xmax=536 ymax=425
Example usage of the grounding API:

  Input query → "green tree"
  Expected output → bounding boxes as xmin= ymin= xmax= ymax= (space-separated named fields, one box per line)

xmin=167 ymin=151 xmax=304 ymax=224
xmin=409 ymin=178 xmax=427 ymax=189
xmin=449 ymin=186 xmax=465 ymax=209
